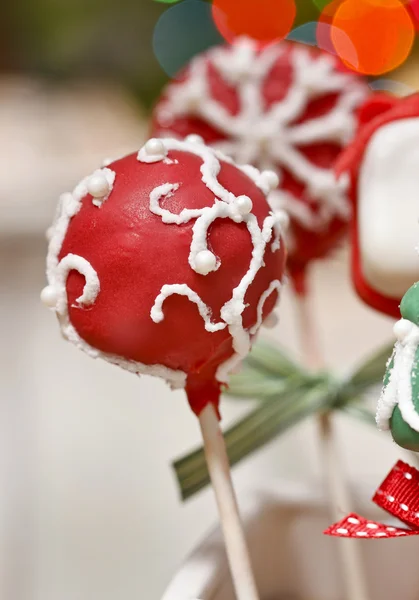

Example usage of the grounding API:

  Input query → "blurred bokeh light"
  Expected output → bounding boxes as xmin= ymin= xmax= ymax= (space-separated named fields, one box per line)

xmin=153 ymin=0 xmax=223 ymax=77
xmin=330 ymin=0 xmax=415 ymax=75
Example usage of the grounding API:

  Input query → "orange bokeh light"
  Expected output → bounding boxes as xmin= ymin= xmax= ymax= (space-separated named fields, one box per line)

xmin=330 ymin=0 xmax=414 ymax=75
xmin=212 ymin=0 xmax=296 ymax=44
xmin=317 ymin=0 xmax=346 ymax=57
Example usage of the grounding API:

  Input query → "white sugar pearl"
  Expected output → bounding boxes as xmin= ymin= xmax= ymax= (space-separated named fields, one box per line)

xmin=264 ymin=312 xmax=279 ymax=329
xmin=186 ymin=134 xmax=204 ymax=144
xmin=144 ymin=138 xmax=166 ymax=157
xmin=236 ymin=195 xmax=253 ymax=215
xmin=394 ymin=319 xmax=414 ymax=342
xmin=41 ymin=286 xmax=58 ymax=308
xmin=87 ymin=173 xmax=110 ymax=198
xmin=262 ymin=170 xmax=279 ymax=191
xmin=195 ymin=250 xmax=217 ymax=275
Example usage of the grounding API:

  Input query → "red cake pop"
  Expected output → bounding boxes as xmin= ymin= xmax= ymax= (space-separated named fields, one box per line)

xmin=335 ymin=93 xmax=419 ymax=318
xmin=151 ymin=37 xmax=369 ymax=292
xmin=41 ymin=136 xmax=287 ymax=600
xmin=41 ymin=135 xmax=287 ymax=415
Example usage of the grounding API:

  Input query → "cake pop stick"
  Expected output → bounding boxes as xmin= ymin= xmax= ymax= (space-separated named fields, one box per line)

xmin=199 ymin=403 xmax=259 ymax=600
xmin=41 ymin=135 xmax=287 ymax=600
xmin=294 ymin=290 xmax=370 ymax=600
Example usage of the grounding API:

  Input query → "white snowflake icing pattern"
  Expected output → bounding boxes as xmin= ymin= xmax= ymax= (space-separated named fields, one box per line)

xmin=156 ymin=37 xmax=368 ymax=231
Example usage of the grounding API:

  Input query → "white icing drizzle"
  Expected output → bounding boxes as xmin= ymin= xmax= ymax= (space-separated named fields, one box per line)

xmin=377 ymin=319 xmax=419 ymax=431
xmin=151 ymin=284 xmax=227 ymax=333
xmin=249 ymin=280 xmax=282 ymax=334
xmin=138 ymin=137 xmax=287 ymax=383
xmin=55 ymin=254 xmax=100 ymax=311
xmin=43 ymin=164 xmax=187 ymax=390
xmin=156 ymin=37 xmax=367 ymax=231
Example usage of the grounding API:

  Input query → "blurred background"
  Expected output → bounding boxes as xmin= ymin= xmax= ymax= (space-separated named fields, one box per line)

xmin=1 ymin=1 xmax=419 ymax=599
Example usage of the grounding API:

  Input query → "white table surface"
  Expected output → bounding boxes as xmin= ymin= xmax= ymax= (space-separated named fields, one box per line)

xmin=0 ymin=235 xmax=406 ymax=600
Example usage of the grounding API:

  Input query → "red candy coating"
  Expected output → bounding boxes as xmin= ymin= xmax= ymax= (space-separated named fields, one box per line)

xmin=151 ymin=39 xmax=369 ymax=292
xmin=58 ymin=148 xmax=286 ymax=414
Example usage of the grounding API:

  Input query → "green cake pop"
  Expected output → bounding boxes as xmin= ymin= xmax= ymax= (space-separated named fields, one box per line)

xmin=378 ymin=282 xmax=419 ymax=451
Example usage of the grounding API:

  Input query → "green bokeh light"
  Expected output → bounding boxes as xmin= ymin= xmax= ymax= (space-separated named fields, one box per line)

xmin=153 ymin=0 xmax=223 ymax=77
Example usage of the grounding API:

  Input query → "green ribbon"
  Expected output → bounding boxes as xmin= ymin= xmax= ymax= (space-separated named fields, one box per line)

xmin=173 ymin=340 xmax=392 ymax=500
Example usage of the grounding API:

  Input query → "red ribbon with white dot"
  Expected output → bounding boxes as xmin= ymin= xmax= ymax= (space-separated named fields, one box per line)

xmin=324 ymin=461 xmax=419 ymax=539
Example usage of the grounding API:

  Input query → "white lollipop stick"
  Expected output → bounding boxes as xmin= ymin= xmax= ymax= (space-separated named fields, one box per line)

xmin=295 ymin=292 xmax=370 ymax=600
xmin=199 ymin=403 xmax=260 ymax=600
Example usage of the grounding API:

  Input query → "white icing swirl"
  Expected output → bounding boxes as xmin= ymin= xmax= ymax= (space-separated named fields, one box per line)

xmin=55 ymin=254 xmax=100 ymax=312
xmin=250 ymin=280 xmax=282 ymax=335
xmin=151 ymin=284 xmax=227 ymax=333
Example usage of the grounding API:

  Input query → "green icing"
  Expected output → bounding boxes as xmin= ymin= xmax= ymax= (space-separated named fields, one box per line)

xmin=391 ymin=345 xmax=419 ymax=451
xmin=400 ymin=282 xmax=419 ymax=325
xmin=391 ymin=408 xmax=419 ymax=451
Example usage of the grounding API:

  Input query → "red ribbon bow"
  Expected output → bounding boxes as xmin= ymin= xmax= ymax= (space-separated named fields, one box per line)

xmin=325 ymin=461 xmax=419 ymax=539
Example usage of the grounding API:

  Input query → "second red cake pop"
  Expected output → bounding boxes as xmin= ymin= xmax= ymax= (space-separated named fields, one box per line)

xmin=41 ymin=135 xmax=287 ymax=415
xmin=151 ymin=37 xmax=369 ymax=290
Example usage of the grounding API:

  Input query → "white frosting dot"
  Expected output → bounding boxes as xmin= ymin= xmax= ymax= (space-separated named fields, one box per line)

xmin=261 ymin=170 xmax=279 ymax=191
xmin=195 ymin=250 xmax=217 ymax=275
xmin=145 ymin=138 xmax=167 ymax=157
xmin=236 ymin=195 xmax=253 ymax=215
xmin=263 ymin=312 xmax=278 ymax=329
xmin=87 ymin=173 xmax=110 ymax=199
xmin=186 ymin=134 xmax=204 ymax=144
xmin=41 ymin=286 xmax=58 ymax=308
xmin=393 ymin=319 xmax=414 ymax=342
